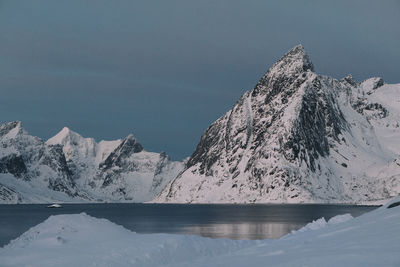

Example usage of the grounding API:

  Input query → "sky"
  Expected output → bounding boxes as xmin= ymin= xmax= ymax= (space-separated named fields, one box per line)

xmin=0 ymin=0 xmax=399 ymax=160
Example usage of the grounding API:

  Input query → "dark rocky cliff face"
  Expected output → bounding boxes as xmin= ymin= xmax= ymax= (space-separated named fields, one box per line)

xmin=98 ymin=135 xmax=144 ymax=187
xmin=187 ymin=45 xmax=347 ymax=178
xmin=100 ymin=134 xmax=143 ymax=171
xmin=0 ymin=154 xmax=27 ymax=178
xmin=40 ymin=144 xmax=76 ymax=196
xmin=282 ymin=76 xmax=347 ymax=172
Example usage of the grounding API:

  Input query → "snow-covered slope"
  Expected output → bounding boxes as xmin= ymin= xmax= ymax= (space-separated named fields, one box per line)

xmin=154 ymin=45 xmax=400 ymax=203
xmin=1 ymin=198 xmax=399 ymax=266
xmin=0 ymin=122 xmax=183 ymax=203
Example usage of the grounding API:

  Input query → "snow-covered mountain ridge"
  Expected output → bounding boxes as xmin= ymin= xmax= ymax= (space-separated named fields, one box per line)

xmin=0 ymin=122 xmax=183 ymax=203
xmin=154 ymin=44 xmax=400 ymax=203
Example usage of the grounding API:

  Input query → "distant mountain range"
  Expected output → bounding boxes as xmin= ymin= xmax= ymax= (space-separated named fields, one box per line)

xmin=153 ymin=45 xmax=400 ymax=203
xmin=0 ymin=122 xmax=183 ymax=203
xmin=1 ymin=45 xmax=399 ymax=204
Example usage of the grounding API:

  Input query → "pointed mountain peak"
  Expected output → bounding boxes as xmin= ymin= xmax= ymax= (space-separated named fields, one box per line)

xmin=120 ymin=134 xmax=143 ymax=153
xmin=58 ymin=126 xmax=72 ymax=136
xmin=0 ymin=121 xmax=27 ymax=138
xmin=13 ymin=121 xmax=22 ymax=128
xmin=61 ymin=126 xmax=70 ymax=132
xmin=271 ymin=44 xmax=314 ymax=74
xmin=99 ymin=133 xmax=144 ymax=172
xmin=342 ymin=74 xmax=357 ymax=86
xmin=125 ymin=133 xmax=136 ymax=140
xmin=47 ymin=126 xmax=84 ymax=145
xmin=253 ymin=45 xmax=314 ymax=98
xmin=1 ymin=121 xmax=22 ymax=130
xmin=287 ymin=44 xmax=306 ymax=55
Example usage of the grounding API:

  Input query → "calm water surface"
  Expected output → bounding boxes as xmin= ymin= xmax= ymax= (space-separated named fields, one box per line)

xmin=0 ymin=203 xmax=377 ymax=247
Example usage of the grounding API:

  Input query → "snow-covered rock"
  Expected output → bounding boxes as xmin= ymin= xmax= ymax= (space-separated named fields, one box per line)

xmin=0 ymin=121 xmax=79 ymax=202
xmin=154 ymin=44 xmax=400 ymax=203
xmin=0 ymin=122 xmax=184 ymax=203
xmin=1 ymin=197 xmax=399 ymax=266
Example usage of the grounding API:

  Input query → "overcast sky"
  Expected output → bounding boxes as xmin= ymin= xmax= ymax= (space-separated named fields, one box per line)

xmin=1 ymin=0 xmax=399 ymax=160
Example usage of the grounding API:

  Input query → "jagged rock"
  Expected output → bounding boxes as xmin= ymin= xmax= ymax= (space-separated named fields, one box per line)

xmin=99 ymin=134 xmax=143 ymax=173
xmin=0 ymin=183 xmax=19 ymax=203
xmin=0 ymin=154 xmax=27 ymax=178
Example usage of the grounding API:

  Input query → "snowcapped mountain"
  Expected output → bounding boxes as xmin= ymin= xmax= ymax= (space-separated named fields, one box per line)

xmin=0 ymin=122 xmax=183 ymax=203
xmin=47 ymin=127 xmax=184 ymax=202
xmin=0 ymin=122 xmax=80 ymax=203
xmin=154 ymin=45 xmax=400 ymax=203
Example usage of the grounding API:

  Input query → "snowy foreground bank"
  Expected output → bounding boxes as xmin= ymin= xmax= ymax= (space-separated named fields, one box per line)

xmin=1 ymin=199 xmax=400 ymax=266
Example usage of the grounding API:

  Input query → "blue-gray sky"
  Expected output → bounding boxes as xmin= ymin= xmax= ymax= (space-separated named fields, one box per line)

xmin=1 ymin=0 xmax=399 ymax=160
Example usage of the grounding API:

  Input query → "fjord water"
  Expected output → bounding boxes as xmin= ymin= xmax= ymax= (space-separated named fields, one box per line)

xmin=0 ymin=204 xmax=376 ymax=247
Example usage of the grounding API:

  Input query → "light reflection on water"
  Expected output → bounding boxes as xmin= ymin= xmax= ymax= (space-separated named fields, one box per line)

xmin=0 ymin=203 xmax=377 ymax=247
xmin=180 ymin=222 xmax=300 ymax=239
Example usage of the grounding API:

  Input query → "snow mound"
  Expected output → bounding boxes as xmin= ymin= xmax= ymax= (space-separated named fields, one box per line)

xmin=0 ymin=213 xmax=252 ymax=267
xmin=327 ymin=213 xmax=353 ymax=224
xmin=294 ymin=217 xmax=328 ymax=232
xmin=291 ymin=213 xmax=353 ymax=234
